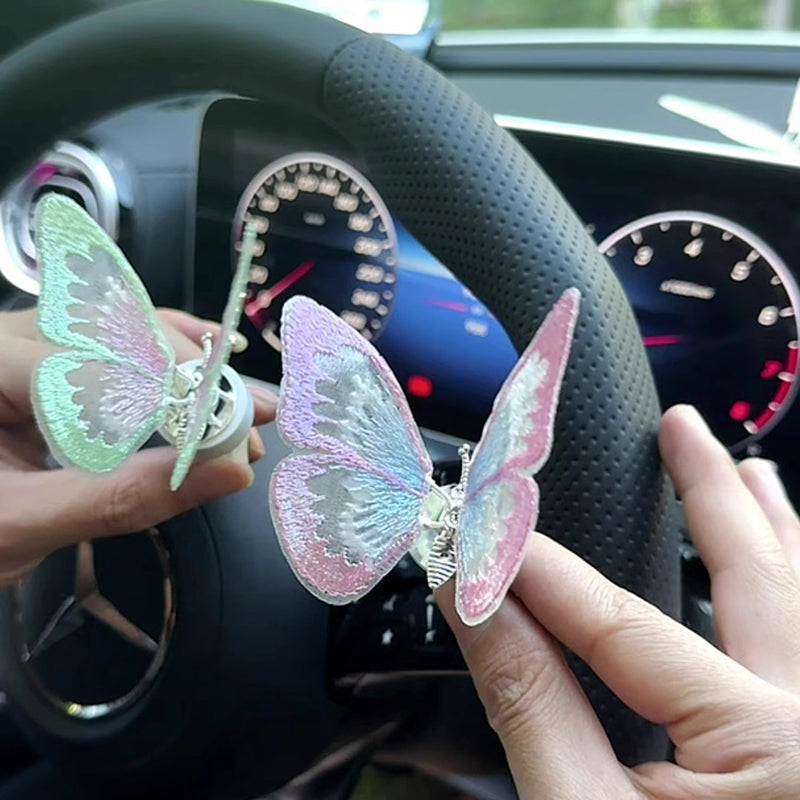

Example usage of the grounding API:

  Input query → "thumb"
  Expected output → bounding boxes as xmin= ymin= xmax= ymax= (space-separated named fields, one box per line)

xmin=0 ymin=448 xmax=253 ymax=584
xmin=436 ymin=579 xmax=631 ymax=799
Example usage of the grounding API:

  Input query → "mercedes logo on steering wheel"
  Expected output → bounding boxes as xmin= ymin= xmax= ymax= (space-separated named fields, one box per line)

xmin=9 ymin=529 xmax=174 ymax=720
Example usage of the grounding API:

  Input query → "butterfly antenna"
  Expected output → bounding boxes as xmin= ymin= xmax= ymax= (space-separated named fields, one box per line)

xmin=199 ymin=332 xmax=213 ymax=373
xmin=457 ymin=444 xmax=472 ymax=492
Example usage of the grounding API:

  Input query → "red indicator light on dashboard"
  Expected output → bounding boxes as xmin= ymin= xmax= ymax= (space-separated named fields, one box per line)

xmin=761 ymin=360 xmax=783 ymax=379
xmin=729 ymin=401 xmax=751 ymax=422
xmin=408 ymin=375 xmax=433 ymax=398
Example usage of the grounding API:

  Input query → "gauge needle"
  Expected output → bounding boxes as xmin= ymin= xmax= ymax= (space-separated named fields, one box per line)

xmin=424 ymin=299 xmax=471 ymax=313
xmin=246 ymin=260 xmax=316 ymax=315
xmin=642 ymin=335 xmax=684 ymax=347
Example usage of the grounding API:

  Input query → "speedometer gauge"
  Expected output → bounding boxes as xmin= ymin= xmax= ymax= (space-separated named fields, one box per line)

xmin=232 ymin=152 xmax=398 ymax=351
xmin=599 ymin=211 xmax=800 ymax=451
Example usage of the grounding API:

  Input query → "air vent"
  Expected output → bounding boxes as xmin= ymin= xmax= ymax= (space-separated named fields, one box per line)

xmin=0 ymin=141 xmax=119 ymax=295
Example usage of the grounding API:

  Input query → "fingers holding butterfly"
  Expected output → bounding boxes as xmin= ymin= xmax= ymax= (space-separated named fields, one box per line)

xmin=0 ymin=329 xmax=275 ymax=418
xmin=0 ymin=304 xmax=240 ymax=363
xmin=0 ymin=306 xmax=228 ymax=357
xmin=0 ymin=314 xmax=222 ymax=424
xmin=436 ymin=581 xmax=632 ymax=799
xmin=0 ymin=201 xmax=271 ymax=587
xmin=0 ymin=306 xmax=276 ymax=468
xmin=444 ymin=532 xmax=800 ymax=799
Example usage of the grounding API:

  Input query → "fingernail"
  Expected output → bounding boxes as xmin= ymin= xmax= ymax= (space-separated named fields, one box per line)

xmin=755 ymin=457 xmax=782 ymax=479
xmin=740 ymin=456 xmax=777 ymax=472
xmin=232 ymin=332 xmax=249 ymax=354
xmin=744 ymin=457 xmax=786 ymax=499
xmin=248 ymin=384 xmax=278 ymax=409
xmin=674 ymin=404 xmax=710 ymax=432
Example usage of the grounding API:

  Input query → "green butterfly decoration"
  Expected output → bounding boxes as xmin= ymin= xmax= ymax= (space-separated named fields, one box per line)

xmin=32 ymin=194 xmax=256 ymax=491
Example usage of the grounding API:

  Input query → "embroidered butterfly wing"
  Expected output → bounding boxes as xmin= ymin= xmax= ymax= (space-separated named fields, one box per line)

xmin=33 ymin=194 xmax=176 ymax=473
xmin=270 ymin=296 xmax=433 ymax=604
xmin=456 ymin=289 xmax=580 ymax=625
xmin=170 ymin=225 xmax=257 ymax=490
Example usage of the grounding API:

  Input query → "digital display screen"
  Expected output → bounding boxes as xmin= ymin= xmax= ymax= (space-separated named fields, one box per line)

xmin=377 ymin=222 xmax=517 ymax=433
xmin=194 ymin=95 xmax=800 ymax=498
xmin=194 ymin=98 xmax=518 ymax=441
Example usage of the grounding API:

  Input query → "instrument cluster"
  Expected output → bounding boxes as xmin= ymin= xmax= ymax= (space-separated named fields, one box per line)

xmin=194 ymin=98 xmax=800 ymax=486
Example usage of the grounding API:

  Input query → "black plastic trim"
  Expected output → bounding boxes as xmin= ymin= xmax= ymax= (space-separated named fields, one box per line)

xmin=430 ymin=39 xmax=800 ymax=77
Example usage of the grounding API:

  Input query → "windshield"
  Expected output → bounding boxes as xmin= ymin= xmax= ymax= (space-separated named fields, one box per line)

xmin=274 ymin=1 xmax=800 ymax=36
xmin=436 ymin=1 xmax=799 ymax=32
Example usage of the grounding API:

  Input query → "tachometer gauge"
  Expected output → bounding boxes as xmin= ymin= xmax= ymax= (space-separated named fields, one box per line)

xmin=232 ymin=152 xmax=398 ymax=351
xmin=598 ymin=211 xmax=800 ymax=451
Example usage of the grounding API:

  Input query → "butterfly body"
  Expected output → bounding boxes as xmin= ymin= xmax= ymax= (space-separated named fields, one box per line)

xmin=32 ymin=194 xmax=257 ymax=490
xmin=271 ymin=289 xmax=579 ymax=625
xmin=412 ymin=444 xmax=474 ymax=590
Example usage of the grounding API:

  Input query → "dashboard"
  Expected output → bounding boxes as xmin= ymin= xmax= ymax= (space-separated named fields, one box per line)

xmin=194 ymin=96 xmax=800 ymax=498
xmin=0 ymin=89 xmax=798 ymax=496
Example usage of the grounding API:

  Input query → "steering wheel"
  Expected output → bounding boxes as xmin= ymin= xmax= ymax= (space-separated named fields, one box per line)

xmin=0 ymin=1 xmax=679 ymax=795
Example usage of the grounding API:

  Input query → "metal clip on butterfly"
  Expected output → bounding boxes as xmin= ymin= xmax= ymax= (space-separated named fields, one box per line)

xmin=269 ymin=289 xmax=580 ymax=626
xmin=32 ymin=194 xmax=258 ymax=491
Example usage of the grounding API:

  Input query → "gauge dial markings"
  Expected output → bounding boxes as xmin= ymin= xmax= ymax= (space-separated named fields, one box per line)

xmin=599 ymin=210 xmax=800 ymax=450
xmin=232 ymin=152 xmax=399 ymax=352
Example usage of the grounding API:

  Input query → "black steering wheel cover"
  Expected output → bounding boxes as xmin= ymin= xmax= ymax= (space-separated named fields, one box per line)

xmin=0 ymin=0 xmax=678 ymax=774
xmin=323 ymin=39 xmax=679 ymax=763
xmin=0 ymin=1 xmax=363 ymax=183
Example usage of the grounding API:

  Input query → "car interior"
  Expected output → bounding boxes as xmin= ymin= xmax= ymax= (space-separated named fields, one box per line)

xmin=0 ymin=0 xmax=796 ymax=797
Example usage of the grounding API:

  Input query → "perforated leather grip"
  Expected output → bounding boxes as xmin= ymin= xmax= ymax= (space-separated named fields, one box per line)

xmin=323 ymin=39 xmax=679 ymax=763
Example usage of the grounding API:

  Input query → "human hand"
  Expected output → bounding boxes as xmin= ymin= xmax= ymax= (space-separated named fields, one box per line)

xmin=437 ymin=404 xmax=800 ymax=799
xmin=0 ymin=307 xmax=276 ymax=587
